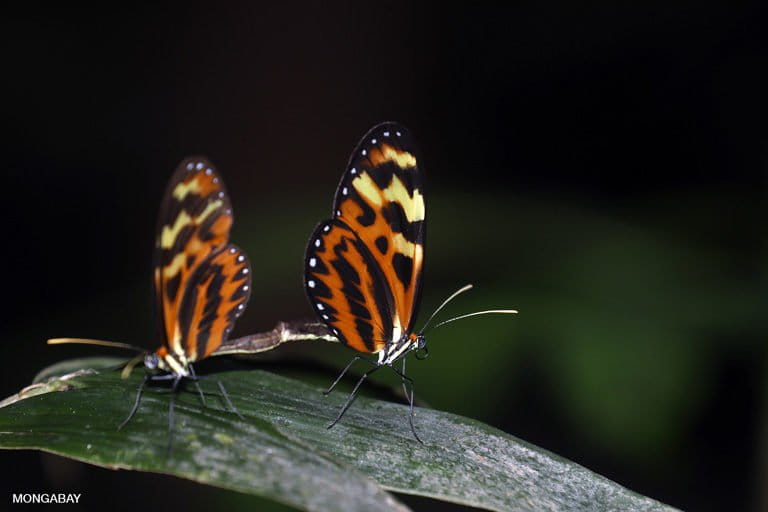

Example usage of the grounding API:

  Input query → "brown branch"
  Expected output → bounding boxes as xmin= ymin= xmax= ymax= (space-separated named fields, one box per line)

xmin=213 ymin=320 xmax=339 ymax=356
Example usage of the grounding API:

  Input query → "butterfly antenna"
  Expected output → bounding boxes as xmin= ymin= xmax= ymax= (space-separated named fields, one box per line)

xmin=425 ymin=309 xmax=518 ymax=333
xmin=47 ymin=338 xmax=146 ymax=354
xmin=418 ymin=284 xmax=474 ymax=334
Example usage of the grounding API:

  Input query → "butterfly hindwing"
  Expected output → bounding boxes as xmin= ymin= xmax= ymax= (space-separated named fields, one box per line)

xmin=177 ymin=244 xmax=251 ymax=361
xmin=305 ymin=219 xmax=393 ymax=353
xmin=306 ymin=122 xmax=426 ymax=354
xmin=154 ymin=157 xmax=233 ymax=357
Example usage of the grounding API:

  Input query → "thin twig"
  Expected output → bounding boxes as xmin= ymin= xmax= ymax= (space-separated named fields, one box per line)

xmin=212 ymin=320 xmax=338 ymax=356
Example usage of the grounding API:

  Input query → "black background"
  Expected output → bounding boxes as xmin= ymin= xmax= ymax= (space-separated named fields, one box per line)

xmin=2 ymin=4 xmax=766 ymax=511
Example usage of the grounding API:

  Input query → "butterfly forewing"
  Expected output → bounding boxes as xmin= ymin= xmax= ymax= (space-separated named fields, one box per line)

xmin=177 ymin=244 xmax=251 ymax=361
xmin=305 ymin=122 xmax=426 ymax=353
xmin=154 ymin=157 xmax=233 ymax=356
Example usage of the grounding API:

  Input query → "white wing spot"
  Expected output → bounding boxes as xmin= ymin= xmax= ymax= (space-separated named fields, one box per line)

xmin=196 ymin=162 xmax=204 ymax=170
xmin=332 ymin=328 xmax=339 ymax=335
xmin=237 ymin=255 xmax=245 ymax=262
xmin=308 ymin=280 xmax=316 ymax=288
xmin=205 ymin=168 xmax=213 ymax=175
xmin=323 ymin=225 xmax=330 ymax=232
xmin=218 ymin=191 xmax=224 ymax=198
xmin=315 ymin=239 xmax=321 ymax=247
xmin=213 ymin=177 xmax=219 ymax=184
xmin=243 ymin=285 xmax=249 ymax=291
xmin=186 ymin=162 xmax=194 ymax=170
xmin=350 ymin=167 xmax=357 ymax=175
xmin=383 ymin=131 xmax=390 ymax=137
xmin=322 ymin=314 xmax=329 ymax=320
xmin=229 ymin=247 xmax=236 ymax=253
xmin=371 ymin=138 xmax=377 ymax=144
xmin=396 ymin=131 xmax=402 ymax=137
xmin=336 ymin=210 xmax=341 ymax=216
xmin=342 ymin=187 xmax=348 ymax=195
xmin=309 ymin=257 xmax=317 ymax=267
xmin=317 ymin=303 xmax=325 ymax=310
xmin=238 ymin=304 xmax=244 ymax=310
xmin=362 ymin=149 xmax=367 ymax=156
xmin=242 ymin=268 xmax=249 ymax=274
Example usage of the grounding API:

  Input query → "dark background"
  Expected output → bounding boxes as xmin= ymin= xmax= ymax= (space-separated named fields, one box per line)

xmin=3 ymin=4 xmax=766 ymax=511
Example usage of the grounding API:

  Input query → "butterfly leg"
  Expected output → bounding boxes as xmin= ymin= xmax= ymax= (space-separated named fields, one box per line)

xmin=400 ymin=357 xmax=409 ymax=405
xmin=188 ymin=372 xmax=243 ymax=419
xmin=118 ymin=374 xmax=150 ymax=430
xmin=323 ymin=356 xmax=376 ymax=396
xmin=217 ymin=380 xmax=244 ymax=420
xmin=328 ymin=365 xmax=382 ymax=429
xmin=391 ymin=362 xmax=423 ymax=444
xmin=193 ymin=381 xmax=206 ymax=407
xmin=187 ymin=365 xmax=207 ymax=408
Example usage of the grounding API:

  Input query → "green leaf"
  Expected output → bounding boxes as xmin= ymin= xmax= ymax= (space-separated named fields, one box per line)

xmin=0 ymin=360 xmax=677 ymax=512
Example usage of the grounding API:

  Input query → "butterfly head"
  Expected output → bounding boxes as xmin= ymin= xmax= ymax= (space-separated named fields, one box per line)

xmin=395 ymin=332 xmax=428 ymax=360
xmin=143 ymin=347 xmax=189 ymax=376
xmin=144 ymin=352 xmax=160 ymax=371
xmin=411 ymin=333 xmax=429 ymax=360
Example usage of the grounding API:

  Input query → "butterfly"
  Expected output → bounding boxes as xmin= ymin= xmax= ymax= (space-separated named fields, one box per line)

xmin=51 ymin=157 xmax=251 ymax=452
xmin=145 ymin=157 xmax=251 ymax=379
xmin=304 ymin=122 xmax=516 ymax=442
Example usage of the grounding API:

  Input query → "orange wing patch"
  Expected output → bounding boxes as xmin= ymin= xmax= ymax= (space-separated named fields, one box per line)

xmin=305 ymin=220 xmax=392 ymax=354
xmin=368 ymin=143 xmax=418 ymax=169
xmin=336 ymin=170 xmax=424 ymax=336
xmin=178 ymin=244 xmax=251 ymax=361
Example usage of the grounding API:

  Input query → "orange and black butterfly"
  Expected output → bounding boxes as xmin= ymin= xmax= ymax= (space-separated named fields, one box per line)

xmin=51 ymin=157 xmax=251 ymax=451
xmin=145 ymin=157 xmax=251 ymax=378
xmin=304 ymin=122 xmax=515 ymax=442
xmin=123 ymin=157 xmax=252 ymax=438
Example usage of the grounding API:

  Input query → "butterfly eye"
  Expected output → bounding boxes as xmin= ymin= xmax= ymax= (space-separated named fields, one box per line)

xmin=144 ymin=353 xmax=159 ymax=370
